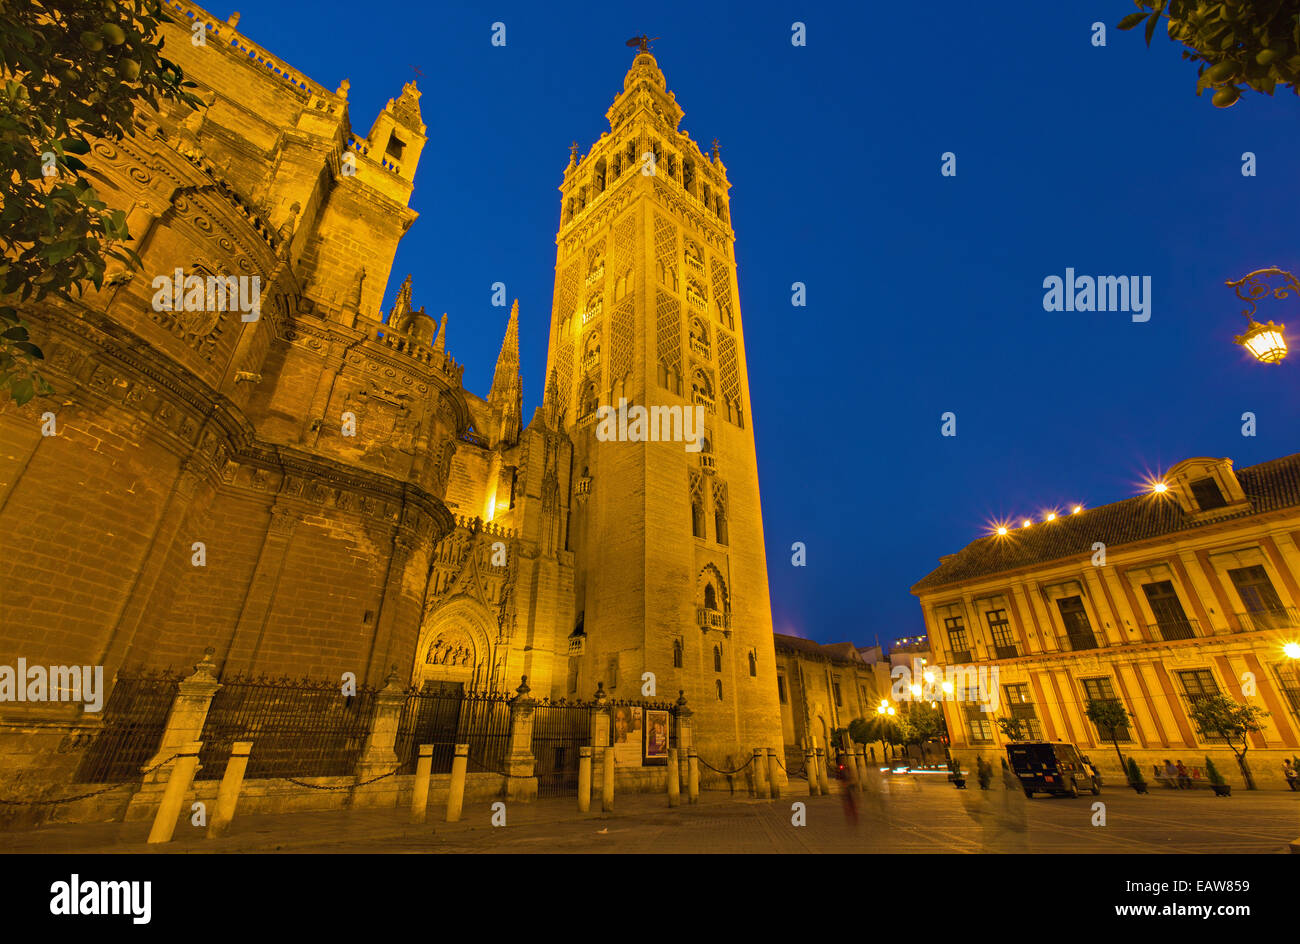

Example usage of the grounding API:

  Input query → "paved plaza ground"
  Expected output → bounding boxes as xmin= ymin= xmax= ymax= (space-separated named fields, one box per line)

xmin=4 ymin=773 xmax=1298 ymax=854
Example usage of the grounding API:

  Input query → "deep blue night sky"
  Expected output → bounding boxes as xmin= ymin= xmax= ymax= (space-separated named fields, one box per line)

xmin=220 ymin=1 xmax=1300 ymax=647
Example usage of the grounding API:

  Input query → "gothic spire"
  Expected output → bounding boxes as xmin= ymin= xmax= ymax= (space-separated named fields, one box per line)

xmin=488 ymin=300 xmax=520 ymax=407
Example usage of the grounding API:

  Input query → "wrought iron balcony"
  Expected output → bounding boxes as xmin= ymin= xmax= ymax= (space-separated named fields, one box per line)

xmin=1235 ymin=606 xmax=1300 ymax=633
xmin=1149 ymin=618 xmax=1200 ymax=642
xmin=949 ymin=649 xmax=972 ymax=664
xmin=993 ymin=644 xmax=1020 ymax=660
xmin=1065 ymin=632 xmax=1099 ymax=652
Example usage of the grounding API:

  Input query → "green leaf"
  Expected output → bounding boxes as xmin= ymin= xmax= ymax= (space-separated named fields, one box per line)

xmin=1117 ymin=12 xmax=1146 ymax=30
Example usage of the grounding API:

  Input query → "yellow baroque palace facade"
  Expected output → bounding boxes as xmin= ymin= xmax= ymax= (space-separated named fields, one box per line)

xmin=0 ymin=4 xmax=782 ymax=781
xmin=912 ymin=454 xmax=1300 ymax=789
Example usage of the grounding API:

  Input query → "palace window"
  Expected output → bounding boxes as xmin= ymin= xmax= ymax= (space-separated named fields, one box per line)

xmin=833 ymin=679 xmax=842 ymax=708
xmin=1190 ymin=476 xmax=1227 ymax=510
xmin=1227 ymin=564 xmax=1288 ymax=630
xmin=1056 ymin=596 xmax=1098 ymax=651
xmin=1080 ymin=677 xmax=1132 ymax=742
xmin=1142 ymin=580 xmax=1195 ymax=641
xmin=964 ymin=705 xmax=993 ymax=744
xmin=985 ymin=609 xmax=1018 ymax=659
xmin=1002 ymin=683 xmax=1043 ymax=740
xmin=1177 ymin=668 xmax=1227 ymax=743
xmin=1271 ymin=662 xmax=1300 ymax=718
xmin=943 ymin=616 xmax=970 ymax=663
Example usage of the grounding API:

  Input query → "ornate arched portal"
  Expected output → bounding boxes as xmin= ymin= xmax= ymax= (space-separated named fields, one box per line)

xmin=414 ymin=595 xmax=502 ymax=693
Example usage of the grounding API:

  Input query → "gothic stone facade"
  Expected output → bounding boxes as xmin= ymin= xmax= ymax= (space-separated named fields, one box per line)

xmin=0 ymin=5 xmax=785 ymax=785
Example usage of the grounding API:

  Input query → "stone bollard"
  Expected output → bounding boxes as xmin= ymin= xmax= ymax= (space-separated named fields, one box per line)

xmin=816 ymin=747 xmax=831 ymax=795
xmin=667 ymin=748 xmax=680 ymax=807
xmin=805 ymin=746 xmax=820 ymax=796
xmin=410 ymin=744 xmax=433 ymax=824
xmin=578 ymin=746 xmax=592 ymax=812
xmin=206 ymin=741 xmax=252 ymax=839
xmin=147 ymin=740 xmax=202 ymax=844
xmin=601 ymin=746 xmax=615 ymax=812
xmin=446 ymin=743 xmax=468 ymax=822
xmin=687 ymin=748 xmax=700 ymax=803
xmin=767 ymin=747 xmax=782 ymax=800
xmin=753 ymin=748 xmax=770 ymax=799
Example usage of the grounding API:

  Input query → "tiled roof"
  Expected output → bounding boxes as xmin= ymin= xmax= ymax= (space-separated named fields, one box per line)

xmin=774 ymin=634 xmax=873 ymax=664
xmin=912 ymin=453 xmax=1300 ymax=593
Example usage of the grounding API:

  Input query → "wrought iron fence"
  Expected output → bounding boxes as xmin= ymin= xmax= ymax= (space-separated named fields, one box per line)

xmin=393 ymin=689 xmax=512 ymax=775
xmin=195 ymin=676 xmax=378 ymax=781
xmin=74 ymin=670 xmax=183 ymax=783
xmin=532 ymin=700 xmax=593 ymax=797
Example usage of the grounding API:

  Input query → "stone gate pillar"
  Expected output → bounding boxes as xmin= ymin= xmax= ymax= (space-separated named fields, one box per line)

xmin=142 ymin=648 xmax=221 ymax=785
xmin=672 ymin=690 xmax=692 ymax=790
xmin=591 ymin=681 xmax=611 ymax=750
xmin=505 ymin=676 xmax=538 ymax=801
xmin=354 ymin=668 xmax=406 ymax=807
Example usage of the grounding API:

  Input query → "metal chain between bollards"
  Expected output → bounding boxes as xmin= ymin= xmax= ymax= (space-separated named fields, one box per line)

xmin=283 ymin=767 xmax=401 ymax=790
xmin=0 ymin=754 xmax=180 ymax=806
xmin=694 ymin=753 xmax=755 ymax=775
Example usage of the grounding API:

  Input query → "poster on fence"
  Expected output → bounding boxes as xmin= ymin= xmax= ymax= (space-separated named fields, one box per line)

xmin=644 ymin=709 xmax=669 ymax=766
xmin=612 ymin=705 xmax=643 ymax=766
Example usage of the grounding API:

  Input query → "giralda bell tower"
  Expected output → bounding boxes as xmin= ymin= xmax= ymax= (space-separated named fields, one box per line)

xmin=544 ymin=43 xmax=783 ymax=772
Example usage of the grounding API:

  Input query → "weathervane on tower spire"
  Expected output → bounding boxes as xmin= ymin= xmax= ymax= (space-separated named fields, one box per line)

xmin=625 ymin=34 xmax=658 ymax=53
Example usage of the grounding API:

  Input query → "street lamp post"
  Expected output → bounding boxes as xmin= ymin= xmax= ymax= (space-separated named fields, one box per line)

xmin=1225 ymin=268 xmax=1293 ymax=364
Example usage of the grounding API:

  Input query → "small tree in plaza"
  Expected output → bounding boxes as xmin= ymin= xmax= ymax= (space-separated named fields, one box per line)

xmin=996 ymin=716 xmax=1027 ymax=743
xmin=1083 ymin=698 xmax=1134 ymax=775
xmin=1186 ymin=695 xmax=1269 ymax=790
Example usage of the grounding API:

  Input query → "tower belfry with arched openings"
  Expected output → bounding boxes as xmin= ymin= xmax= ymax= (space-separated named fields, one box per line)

xmin=544 ymin=48 xmax=784 ymax=765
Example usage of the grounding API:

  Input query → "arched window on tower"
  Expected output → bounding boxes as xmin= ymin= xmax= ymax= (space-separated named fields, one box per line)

xmin=704 ymin=583 xmax=717 ymax=611
xmin=748 ymin=651 xmax=757 ymax=677
xmin=594 ymin=157 xmax=607 ymax=193
xmin=713 ymin=645 xmax=722 ymax=672
xmin=673 ymin=639 xmax=683 ymax=668
xmin=691 ymin=369 xmax=714 ymax=412
xmin=715 ymin=679 xmax=723 ymax=700
xmin=683 ymin=159 xmax=695 ymax=194
xmin=689 ymin=317 xmax=710 ymax=359
xmin=583 ymin=331 xmax=601 ymax=373
xmin=578 ymin=380 xmax=598 ymax=423
xmin=691 ymin=497 xmax=705 ymax=539
xmin=714 ymin=499 xmax=728 ymax=547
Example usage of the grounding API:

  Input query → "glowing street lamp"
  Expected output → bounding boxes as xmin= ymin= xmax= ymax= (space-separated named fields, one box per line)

xmin=1225 ymin=268 xmax=1293 ymax=364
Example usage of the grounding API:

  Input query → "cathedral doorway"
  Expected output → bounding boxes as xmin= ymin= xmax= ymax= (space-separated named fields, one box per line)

xmin=415 ymin=597 xmax=500 ymax=693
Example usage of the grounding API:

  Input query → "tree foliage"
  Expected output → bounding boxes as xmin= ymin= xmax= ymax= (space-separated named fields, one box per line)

xmin=1186 ymin=694 xmax=1268 ymax=788
xmin=996 ymin=716 xmax=1027 ymax=742
xmin=0 ymin=0 xmax=201 ymax=403
xmin=1117 ymin=1 xmax=1300 ymax=108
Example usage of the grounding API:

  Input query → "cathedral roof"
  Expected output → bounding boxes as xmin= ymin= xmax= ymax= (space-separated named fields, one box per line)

xmin=912 ymin=452 xmax=1300 ymax=593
